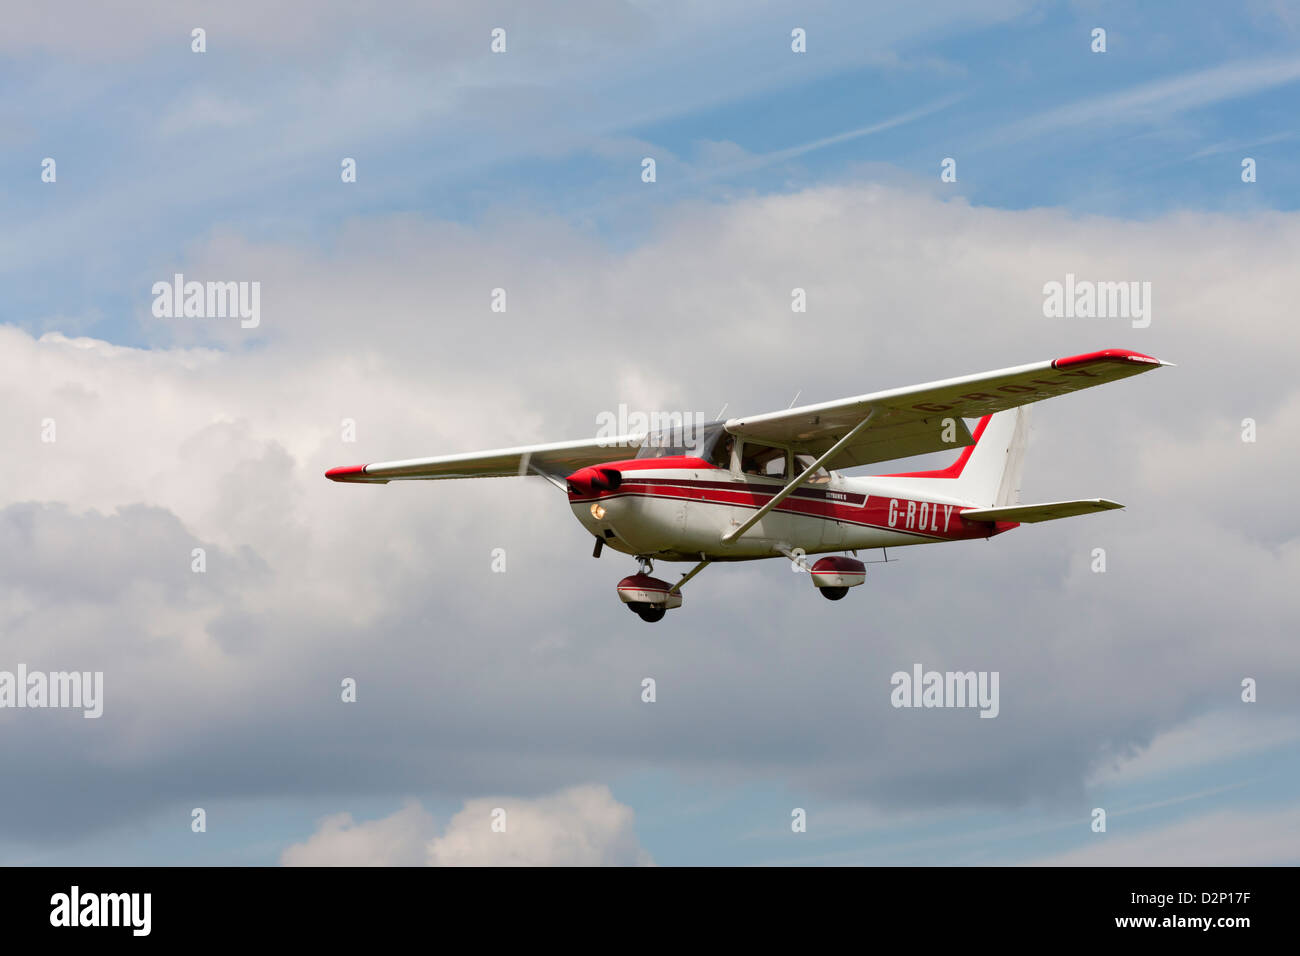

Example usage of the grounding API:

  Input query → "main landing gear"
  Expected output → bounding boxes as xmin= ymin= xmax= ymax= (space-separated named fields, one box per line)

xmin=612 ymin=551 xmax=868 ymax=620
xmin=616 ymin=557 xmax=683 ymax=623
xmin=809 ymin=555 xmax=866 ymax=600
xmin=779 ymin=547 xmax=868 ymax=602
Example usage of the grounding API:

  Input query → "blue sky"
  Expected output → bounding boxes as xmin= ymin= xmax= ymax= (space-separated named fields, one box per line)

xmin=4 ymin=0 xmax=1299 ymax=866
xmin=6 ymin=1 xmax=1299 ymax=347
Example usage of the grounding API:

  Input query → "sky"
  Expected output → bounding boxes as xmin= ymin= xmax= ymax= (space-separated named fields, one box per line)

xmin=2 ymin=0 xmax=1299 ymax=865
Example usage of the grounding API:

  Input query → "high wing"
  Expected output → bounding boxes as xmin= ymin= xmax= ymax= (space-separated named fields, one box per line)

xmin=724 ymin=348 xmax=1170 ymax=471
xmin=960 ymin=498 xmax=1124 ymax=523
xmin=326 ymin=348 xmax=1169 ymax=484
xmin=325 ymin=434 xmax=643 ymax=483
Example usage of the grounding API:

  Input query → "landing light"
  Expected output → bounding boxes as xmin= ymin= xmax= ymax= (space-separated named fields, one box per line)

xmin=590 ymin=503 xmax=606 ymax=520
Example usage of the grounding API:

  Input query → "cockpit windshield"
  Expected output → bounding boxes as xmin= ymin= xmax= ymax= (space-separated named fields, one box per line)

xmin=634 ymin=421 xmax=727 ymax=461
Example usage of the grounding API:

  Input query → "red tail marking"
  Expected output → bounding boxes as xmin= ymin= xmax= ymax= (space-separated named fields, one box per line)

xmin=880 ymin=415 xmax=991 ymax=479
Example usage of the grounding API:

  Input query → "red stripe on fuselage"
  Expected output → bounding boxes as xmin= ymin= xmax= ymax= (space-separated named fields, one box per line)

xmin=578 ymin=478 xmax=1003 ymax=541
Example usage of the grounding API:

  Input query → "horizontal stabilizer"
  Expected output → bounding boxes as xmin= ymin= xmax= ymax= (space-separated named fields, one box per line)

xmin=960 ymin=498 xmax=1123 ymax=523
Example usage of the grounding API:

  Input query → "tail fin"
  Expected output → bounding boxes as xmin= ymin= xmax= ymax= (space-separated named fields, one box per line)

xmin=985 ymin=407 xmax=1028 ymax=507
xmin=880 ymin=408 xmax=1029 ymax=507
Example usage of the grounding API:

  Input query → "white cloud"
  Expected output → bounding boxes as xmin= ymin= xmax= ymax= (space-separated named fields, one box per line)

xmin=1025 ymin=805 xmax=1300 ymax=866
xmin=428 ymin=785 xmax=653 ymax=866
xmin=281 ymin=801 xmax=434 ymax=867
xmin=281 ymin=786 xmax=653 ymax=866
xmin=1088 ymin=711 xmax=1300 ymax=787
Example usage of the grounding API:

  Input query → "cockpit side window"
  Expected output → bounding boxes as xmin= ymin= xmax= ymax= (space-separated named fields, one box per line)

xmin=740 ymin=442 xmax=789 ymax=479
xmin=795 ymin=453 xmax=832 ymax=484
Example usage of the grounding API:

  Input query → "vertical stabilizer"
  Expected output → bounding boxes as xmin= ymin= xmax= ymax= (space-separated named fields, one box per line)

xmin=879 ymin=407 xmax=1029 ymax=508
xmin=947 ymin=408 xmax=1026 ymax=507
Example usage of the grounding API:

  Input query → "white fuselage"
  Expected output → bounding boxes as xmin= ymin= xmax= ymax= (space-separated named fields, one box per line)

xmin=568 ymin=459 xmax=1010 ymax=562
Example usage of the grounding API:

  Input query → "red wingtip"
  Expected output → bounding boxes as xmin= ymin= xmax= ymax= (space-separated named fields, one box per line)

xmin=1052 ymin=348 xmax=1163 ymax=369
xmin=325 ymin=464 xmax=369 ymax=482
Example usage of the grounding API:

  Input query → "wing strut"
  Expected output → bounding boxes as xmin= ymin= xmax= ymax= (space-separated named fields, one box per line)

xmin=722 ymin=408 xmax=878 ymax=545
xmin=669 ymin=556 xmax=711 ymax=595
xmin=525 ymin=457 xmax=569 ymax=492
xmin=776 ymin=545 xmax=810 ymax=571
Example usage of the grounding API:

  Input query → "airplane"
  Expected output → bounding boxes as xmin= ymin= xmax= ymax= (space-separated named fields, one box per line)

xmin=327 ymin=348 xmax=1170 ymax=622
